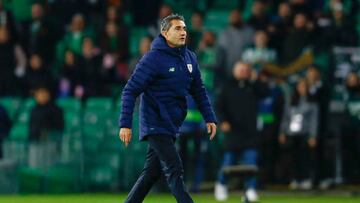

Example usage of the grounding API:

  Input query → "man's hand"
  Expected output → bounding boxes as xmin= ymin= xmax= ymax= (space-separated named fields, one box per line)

xmin=119 ymin=128 xmax=132 ymax=147
xmin=308 ymin=137 xmax=317 ymax=148
xmin=220 ymin=121 xmax=231 ymax=133
xmin=279 ymin=133 xmax=286 ymax=145
xmin=207 ymin=122 xmax=217 ymax=140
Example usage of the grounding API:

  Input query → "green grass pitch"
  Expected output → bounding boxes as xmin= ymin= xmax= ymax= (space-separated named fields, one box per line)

xmin=0 ymin=193 xmax=359 ymax=203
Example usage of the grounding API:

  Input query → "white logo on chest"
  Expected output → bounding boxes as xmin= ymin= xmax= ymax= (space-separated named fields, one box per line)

xmin=187 ymin=64 xmax=193 ymax=73
xmin=169 ymin=67 xmax=175 ymax=72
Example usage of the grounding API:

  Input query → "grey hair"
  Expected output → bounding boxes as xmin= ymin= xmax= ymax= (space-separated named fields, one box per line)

xmin=160 ymin=13 xmax=185 ymax=32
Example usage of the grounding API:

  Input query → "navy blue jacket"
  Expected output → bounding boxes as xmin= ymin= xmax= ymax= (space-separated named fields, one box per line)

xmin=119 ymin=35 xmax=217 ymax=140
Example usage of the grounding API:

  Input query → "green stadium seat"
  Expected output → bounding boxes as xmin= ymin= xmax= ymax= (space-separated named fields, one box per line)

xmin=22 ymin=97 xmax=36 ymax=111
xmin=83 ymin=110 xmax=110 ymax=127
xmin=18 ymin=167 xmax=44 ymax=194
xmin=16 ymin=110 xmax=31 ymax=125
xmin=9 ymin=124 xmax=28 ymax=140
xmin=204 ymin=10 xmax=230 ymax=33
xmin=64 ymin=112 xmax=81 ymax=131
xmin=243 ymin=0 xmax=255 ymax=21
xmin=85 ymin=97 xmax=113 ymax=112
xmin=56 ymin=97 xmax=82 ymax=114
xmin=45 ymin=164 xmax=81 ymax=193
xmin=3 ymin=140 xmax=28 ymax=165
xmin=211 ymin=0 xmax=239 ymax=9
xmin=0 ymin=97 xmax=22 ymax=120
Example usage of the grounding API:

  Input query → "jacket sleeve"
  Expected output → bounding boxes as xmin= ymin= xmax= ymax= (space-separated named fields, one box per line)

xmin=189 ymin=54 xmax=217 ymax=124
xmin=119 ymin=54 xmax=158 ymax=128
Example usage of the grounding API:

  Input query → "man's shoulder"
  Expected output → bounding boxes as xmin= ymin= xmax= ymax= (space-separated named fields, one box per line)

xmin=139 ymin=50 xmax=159 ymax=64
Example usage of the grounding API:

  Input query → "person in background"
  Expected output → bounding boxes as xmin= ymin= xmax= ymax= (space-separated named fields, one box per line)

xmin=187 ymin=11 xmax=204 ymax=51
xmin=215 ymin=62 xmax=268 ymax=202
xmin=268 ymin=2 xmax=293 ymax=54
xmin=247 ymin=0 xmax=270 ymax=31
xmin=22 ymin=53 xmax=55 ymax=97
xmin=281 ymin=12 xmax=313 ymax=64
xmin=77 ymin=37 xmax=105 ymax=98
xmin=0 ymin=27 xmax=27 ymax=96
xmin=59 ymin=50 xmax=81 ymax=98
xmin=341 ymin=72 xmax=360 ymax=183
xmin=0 ymin=0 xmax=17 ymax=42
xmin=100 ymin=21 xmax=129 ymax=85
xmin=196 ymin=31 xmax=224 ymax=94
xmin=218 ymin=10 xmax=254 ymax=78
xmin=29 ymin=86 xmax=64 ymax=141
xmin=242 ymin=30 xmax=277 ymax=70
xmin=257 ymin=69 xmax=284 ymax=184
xmin=305 ymin=65 xmax=329 ymax=186
xmin=20 ymin=2 xmax=58 ymax=64
xmin=279 ymin=78 xmax=318 ymax=190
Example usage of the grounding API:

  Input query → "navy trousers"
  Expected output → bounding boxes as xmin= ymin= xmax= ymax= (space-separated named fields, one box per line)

xmin=125 ymin=135 xmax=194 ymax=203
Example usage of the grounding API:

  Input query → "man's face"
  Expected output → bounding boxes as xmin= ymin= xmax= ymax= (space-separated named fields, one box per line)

xmin=233 ymin=63 xmax=251 ymax=80
xmin=162 ymin=19 xmax=187 ymax=48
xmin=31 ymin=4 xmax=43 ymax=20
xmin=34 ymin=88 xmax=50 ymax=105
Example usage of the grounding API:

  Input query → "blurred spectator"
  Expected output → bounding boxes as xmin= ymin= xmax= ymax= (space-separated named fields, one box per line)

xmin=100 ymin=20 xmax=129 ymax=85
xmin=196 ymin=31 xmax=224 ymax=93
xmin=248 ymin=0 xmax=270 ymax=31
xmin=327 ymin=1 xmax=358 ymax=46
xmin=257 ymin=70 xmax=284 ymax=183
xmin=341 ymin=72 xmax=360 ymax=182
xmin=279 ymin=78 xmax=318 ymax=190
xmin=148 ymin=4 xmax=172 ymax=37
xmin=179 ymin=96 xmax=207 ymax=193
xmin=128 ymin=35 xmax=152 ymax=73
xmin=281 ymin=13 xmax=313 ymax=64
xmin=77 ymin=37 xmax=105 ymax=98
xmin=29 ymin=86 xmax=64 ymax=141
xmin=0 ymin=104 xmax=11 ymax=159
xmin=59 ymin=50 xmax=81 ymax=98
xmin=0 ymin=0 xmax=17 ymax=42
xmin=215 ymin=62 xmax=267 ymax=202
xmin=100 ymin=21 xmax=129 ymax=64
xmin=22 ymin=53 xmax=56 ymax=97
xmin=0 ymin=27 xmax=26 ymax=96
xmin=268 ymin=2 xmax=292 ymax=54
xmin=20 ymin=3 xmax=59 ymax=64
xmin=313 ymin=0 xmax=358 ymax=49
xmin=105 ymin=5 xmax=123 ymax=25
xmin=242 ymin=30 xmax=277 ymax=69
xmin=305 ymin=66 xmax=329 ymax=184
xmin=187 ymin=11 xmax=204 ymax=51
xmin=56 ymin=13 xmax=93 ymax=63
xmin=219 ymin=10 xmax=254 ymax=78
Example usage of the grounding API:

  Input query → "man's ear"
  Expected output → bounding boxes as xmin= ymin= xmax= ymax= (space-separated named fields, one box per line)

xmin=161 ymin=31 xmax=167 ymax=38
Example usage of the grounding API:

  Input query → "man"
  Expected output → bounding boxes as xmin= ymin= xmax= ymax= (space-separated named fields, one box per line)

xmin=29 ymin=86 xmax=64 ymax=141
xmin=215 ymin=62 xmax=268 ymax=202
xmin=118 ymin=14 xmax=217 ymax=203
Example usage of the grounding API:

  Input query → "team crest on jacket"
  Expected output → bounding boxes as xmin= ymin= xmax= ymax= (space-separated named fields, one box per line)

xmin=187 ymin=64 xmax=193 ymax=73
